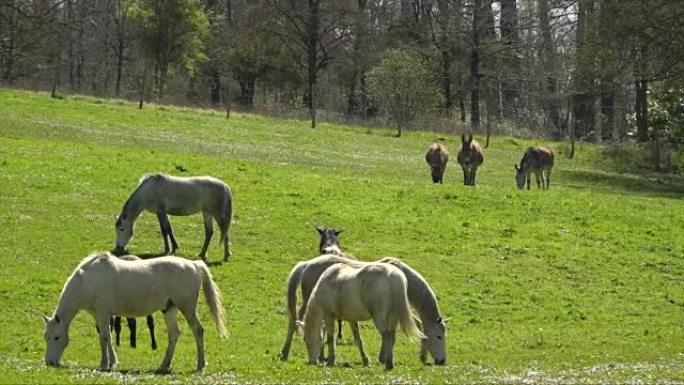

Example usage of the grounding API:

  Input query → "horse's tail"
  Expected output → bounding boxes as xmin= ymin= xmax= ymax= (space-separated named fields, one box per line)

xmin=286 ymin=262 xmax=307 ymax=328
xmin=392 ymin=273 xmax=425 ymax=340
xmin=196 ymin=261 xmax=227 ymax=338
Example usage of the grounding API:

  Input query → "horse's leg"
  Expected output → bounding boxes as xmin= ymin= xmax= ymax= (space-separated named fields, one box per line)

xmin=324 ymin=315 xmax=336 ymax=367
xmin=526 ymin=173 xmax=531 ymax=190
xmin=280 ymin=306 xmax=299 ymax=361
xmin=157 ymin=213 xmax=172 ymax=255
xmin=112 ymin=316 xmax=121 ymax=346
xmin=217 ymin=213 xmax=231 ymax=261
xmin=96 ymin=315 xmax=115 ymax=371
xmin=471 ymin=168 xmax=478 ymax=186
xmin=337 ymin=319 xmax=343 ymax=340
xmin=127 ymin=317 xmax=137 ymax=348
xmin=535 ymin=171 xmax=542 ymax=189
xmin=147 ymin=315 xmax=157 ymax=350
xmin=546 ymin=169 xmax=552 ymax=189
xmin=350 ymin=322 xmax=369 ymax=366
xmin=198 ymin=211 xmax=214 ymax=260
xmin=180 ymin=307 xmax=206 ymax=372
xmin=373 ymin=317 xmax=389 ymax=365
xmin=158 ymin=307 xmax=180 ymax=373
xmin=384 ymin=327 xmax=397 ymax=370
xmin=462 ymin=168 xmax=467 ymax=185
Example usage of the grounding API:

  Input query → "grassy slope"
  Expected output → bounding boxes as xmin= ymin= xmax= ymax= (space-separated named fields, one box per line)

xmin=0 ymin=88 xmax=683 ymax=384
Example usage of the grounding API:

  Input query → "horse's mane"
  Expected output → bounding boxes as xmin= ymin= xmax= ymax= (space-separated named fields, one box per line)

xmin=117 ymin=174 xmax=165 ymax=222
xmin=139 ymin=173 xmax=167 ymax=185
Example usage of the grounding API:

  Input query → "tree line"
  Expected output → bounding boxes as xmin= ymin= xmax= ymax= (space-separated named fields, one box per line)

xmin=1 ymin=0 xmax=683 ymax=162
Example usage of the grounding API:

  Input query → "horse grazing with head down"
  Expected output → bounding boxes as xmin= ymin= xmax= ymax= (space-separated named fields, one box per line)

xmin=280 ymin=255 xmax=447 ymax=366
xmin=301 ymin=262 xmax=424 ymax=370
xmin=43 ymin=252 xmax=226 ymax=372
xmin=515 ymin=146 xmax=554 ymax=190
xmin=114 ymin=173 xmax=233 ymax=262
xmin=456 ymin=134 xmax=484 ymax=186
xmin=425 ymin=143 xmax=449 ymax=184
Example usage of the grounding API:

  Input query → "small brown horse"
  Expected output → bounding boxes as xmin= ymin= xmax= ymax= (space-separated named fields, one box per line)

xmin=425 ymin=143 xmax=449 ymax=184
xmin=515 ymin=146 xmax=554 ymax=189
xmin=456 ymin=134 xmax=484 ymax=186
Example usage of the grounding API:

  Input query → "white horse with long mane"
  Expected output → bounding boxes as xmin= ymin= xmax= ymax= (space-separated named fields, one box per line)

xmin=301 ymin=262 xmax=424 ymax=370
xmin=115 ymin=173 xmax=233 ymax=261
xmin=280 ymin=255 xmax=447 ymax=365
xmin=43 ymin=252 xmax=226 ymax=372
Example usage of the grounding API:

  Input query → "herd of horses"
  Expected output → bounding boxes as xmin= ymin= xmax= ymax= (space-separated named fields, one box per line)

xmin=427 ymin=134 xmax=555 ymax=189
xmin=42 ymin=136 xmax=554 ymax=374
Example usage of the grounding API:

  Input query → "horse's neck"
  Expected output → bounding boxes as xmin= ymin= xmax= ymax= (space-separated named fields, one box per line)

xmin=53 ymin=277 xmax=84 ymax=326
xmin=302 ymin=302 xmax=323 ymax=335
xmin=122 ymin=188 xmax=147 ymax=219
xmin=406 ymin=272 xmax=440 ymax=322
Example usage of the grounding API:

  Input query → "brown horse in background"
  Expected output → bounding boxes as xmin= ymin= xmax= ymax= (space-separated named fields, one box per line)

xmin=515 ymin=146 xmax=554 ymax=190
xmin=456 ymin=134 xmax=484 ymax=186
xmin=425 ymin=143 xmax=449 ymax=184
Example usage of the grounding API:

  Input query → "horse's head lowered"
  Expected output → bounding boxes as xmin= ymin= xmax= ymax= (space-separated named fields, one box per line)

xmin=514 ymin=164 xmax=526 ymax=189
xmin=316 ymin=227 xmax=343 ymax=255
xmin=114 ymin=214 xmax=134 ymax=252
xmin=420 ymin=316 xmax=447 ymax=365
xmin=43 ymin=314 xmax=68 ymax=367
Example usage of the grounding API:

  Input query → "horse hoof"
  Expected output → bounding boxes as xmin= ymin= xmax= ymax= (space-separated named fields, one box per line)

xmin=155 ymin=367 xmax=171 ymax=374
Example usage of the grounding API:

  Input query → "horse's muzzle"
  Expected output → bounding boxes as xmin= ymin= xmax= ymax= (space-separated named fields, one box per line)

xmin=45 ymin=359 xmax=59 ymax=367
xmin=435 ymin=358 xmax=446 ymax=366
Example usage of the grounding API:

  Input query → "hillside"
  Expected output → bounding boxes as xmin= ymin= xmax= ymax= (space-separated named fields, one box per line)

xmin=0 ymin=89 xmax=682 ymax=384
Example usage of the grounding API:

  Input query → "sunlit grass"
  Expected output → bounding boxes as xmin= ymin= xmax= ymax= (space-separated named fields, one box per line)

xmin=0 ymin=88 xmax=683 ymax=383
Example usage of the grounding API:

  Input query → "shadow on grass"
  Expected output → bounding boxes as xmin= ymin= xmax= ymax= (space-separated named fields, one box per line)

xmin=561 ymin=169 xmax=684 ymax=199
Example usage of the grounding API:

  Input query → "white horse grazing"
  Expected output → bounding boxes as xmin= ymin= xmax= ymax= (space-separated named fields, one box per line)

xmin=43 ymin=252 xmax=226 ymax=372
xmin=301 ymin=262 xmax=424 ymax=370
xmin=280 ymin=255 xmax=447 ymax=365
xmin=115 ymin=173 xmax=233 ymax=261
xmin=279 ymin=254 xmax=360 ymax=361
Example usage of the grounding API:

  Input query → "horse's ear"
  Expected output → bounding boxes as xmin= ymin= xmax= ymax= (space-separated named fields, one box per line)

xmin=316 ymin=227 xmax=324 ymax=235
xmin=54 ymin=314 xmax=60 ymax=324
xmin=334 ymin=229 xmax=343 ymax=235
xmin=43 ymin=315 xmax=50 ymax=324
xmin=468 ymin=134 xmax=473 ymax=142
xmin=461 ymin=134 xmax=466 ymax=143
xmin=514 ymin=164 xmax=519 ymax=171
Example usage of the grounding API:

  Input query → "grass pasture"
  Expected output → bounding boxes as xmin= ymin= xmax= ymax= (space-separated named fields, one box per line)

xmin=0 ymin=88 xmax=683 ymax=384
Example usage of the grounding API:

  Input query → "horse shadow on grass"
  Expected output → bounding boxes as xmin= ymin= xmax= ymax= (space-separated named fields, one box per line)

xmin=560 ymin=169 xmax=684 ymax=199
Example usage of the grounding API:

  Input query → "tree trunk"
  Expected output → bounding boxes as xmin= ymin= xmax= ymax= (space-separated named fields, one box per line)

xmin=238 ymin=79 xmax=255 ymax=109
xmin=635 ymin=80 xmax=649 ymax=142
xmin=500 ymin=0 xmax=518 ymax=118
xmin=469 ymin=0 xmax=482 ymax=131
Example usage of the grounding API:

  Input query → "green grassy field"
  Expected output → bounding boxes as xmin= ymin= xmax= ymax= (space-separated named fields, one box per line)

xmin=0 ymin=88 xmax=683 ymax=384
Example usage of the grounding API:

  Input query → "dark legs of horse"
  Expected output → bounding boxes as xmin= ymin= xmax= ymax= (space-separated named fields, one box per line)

xmin=126 ymin=318 xmax=137 ymax=348
xmin=147 ymin=315 xmax=158 ymax=350
xmin=112 ymin=317 xmax=122 ymax=346
xmin=324 ymin=315 xmax=336 ymax=366
xmin=157 ymin=213 xmax=179 ymax=255
xmin=198 ymin=211 xmax=214 ymax=261
xmin=337 ymin=320 xmax=344 ymax=339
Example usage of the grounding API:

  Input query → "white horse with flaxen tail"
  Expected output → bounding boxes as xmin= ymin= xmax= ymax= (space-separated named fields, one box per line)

xmin=301 ymin=262 xmax=424 ymax=370
xmin=115 ymin=173 xmax=233 ymax=262
xmin=43 ymin=252 xmax=226 ymax=372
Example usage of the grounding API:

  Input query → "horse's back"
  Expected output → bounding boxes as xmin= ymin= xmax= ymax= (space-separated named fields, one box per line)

xmin=523 ymin=147 xmax=554 ymax=170
xmin=142 ymin=174 xmax=231 ymax=215
xmin=426 ymin=143 xmax=449 ymax=165
xmin=84 ymin=254 xmax=202 ymax=316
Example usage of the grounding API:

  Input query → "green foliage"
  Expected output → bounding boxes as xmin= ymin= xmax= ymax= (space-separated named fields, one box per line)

xmin=0 ymin=89 xmax=684 ymax=383
xmin=130 ymin=0 xmax=210 ymax=95
xmin=649 ymin=78 xmax=684 ymax=139
xmin=367 ymin=49 xmax=443 ymax=135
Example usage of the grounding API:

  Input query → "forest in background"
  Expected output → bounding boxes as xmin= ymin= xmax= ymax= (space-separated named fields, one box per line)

xmin=1 ymin=0 xmax=683 ymax=168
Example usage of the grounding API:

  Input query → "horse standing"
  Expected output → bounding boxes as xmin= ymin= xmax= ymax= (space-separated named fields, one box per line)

xmin=515 ymin=146 xmax=554 ymax=190
xmin=114 ymin=173 xmax=233 ymax=262
xmin=43 ymin=252 xmax=226 ymax=372
xmin=301 ymin=262 xmax=424 ymax=370
xmin=425 ymin=143 xmax=449 ymax=184
xmin=280 ymin=255 xmax=447 ymax=366
xmin=456 ymin=134 xmax=484 ymax=186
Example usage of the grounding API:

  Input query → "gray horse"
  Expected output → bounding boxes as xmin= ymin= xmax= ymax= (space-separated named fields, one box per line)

xmin=114 ymin=173 xmax=233 ymax=261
